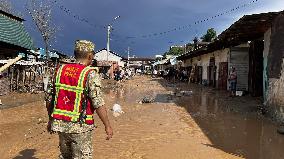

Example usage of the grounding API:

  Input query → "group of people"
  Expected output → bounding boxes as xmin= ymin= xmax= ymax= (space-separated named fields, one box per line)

xmin=160 ymin=68 xmax=189 ymax=83
xmin=157 ymin=66 xmax=238 ymax=97
xmin=114 ymin=67 xmax=133 ymax=81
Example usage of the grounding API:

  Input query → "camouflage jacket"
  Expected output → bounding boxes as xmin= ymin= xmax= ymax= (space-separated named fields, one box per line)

xmin=46 ymin=65 xmax=104 ymax=133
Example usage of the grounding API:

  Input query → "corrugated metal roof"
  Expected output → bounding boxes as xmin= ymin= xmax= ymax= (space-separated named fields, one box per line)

xmin=95 ymin=48 xmax=125 ymax=59
xmin=177 ymin=11 xmax=284 ymax=61
xmin=218 ymin=11 xmax=283 ymax=43
xmin=0 ymin=11 xmax=34 ymax=50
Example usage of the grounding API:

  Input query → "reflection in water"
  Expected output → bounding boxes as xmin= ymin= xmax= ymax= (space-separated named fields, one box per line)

xmin=104 ymin=80 xmax=284 ymax=159
xmin=175 ymin=85 xmax=284 ymax=159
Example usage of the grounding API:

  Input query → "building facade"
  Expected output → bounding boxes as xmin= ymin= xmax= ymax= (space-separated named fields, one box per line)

xmin=178 ymin=11 xmax=284 ymax=122
xmin=94 ymin=49 xmax=125 ymax=78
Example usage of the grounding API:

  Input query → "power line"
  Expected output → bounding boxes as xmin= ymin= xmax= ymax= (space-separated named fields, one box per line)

xmin=45 ymin=0 xmax=260 ymax=54
xmin=53 ymin=0 xmax=105 ymax=29
xmin=130 ymin=0 xmax=260 ymax=39
xmin=54 ymin=0 xmax=259 ymax=40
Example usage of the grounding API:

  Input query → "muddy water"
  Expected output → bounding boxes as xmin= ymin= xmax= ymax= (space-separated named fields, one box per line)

xmin=0 ymin=93 xmax=44 ymax=109
xmin=165 ymin=81 xmax=284 ymax=159
xmin=108 ymin=79 xmax=284 ymax=159
xmin=1 ymin=77 xmax=284 ymax=159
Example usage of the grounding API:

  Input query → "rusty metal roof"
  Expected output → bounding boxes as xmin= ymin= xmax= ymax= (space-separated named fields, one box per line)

xmin=178 ymin=11 xmax=284 ymax=61
xmin=218 ymin=11 xmax=283 ymax=45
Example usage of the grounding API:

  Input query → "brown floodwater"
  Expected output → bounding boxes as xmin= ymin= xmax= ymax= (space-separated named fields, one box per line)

xmin=1 ymin=77 xmax=283 ymax=159
xmin=106 ymin=79 xmax=284 ymax=159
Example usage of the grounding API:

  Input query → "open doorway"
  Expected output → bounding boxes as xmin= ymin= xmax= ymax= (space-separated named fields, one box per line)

xmin=249 ymin=40 xmax=264 ymax=97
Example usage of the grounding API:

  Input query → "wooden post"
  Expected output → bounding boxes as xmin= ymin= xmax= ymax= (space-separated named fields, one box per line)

xmin=10 ymin=66 xmax=14 ymax=91
xmin=8 ymin=67 xmax=10 ymax=78
xmin=29 ymin=70 xmax=32 ymax=86
xmin=16 ymin=66 xmax=20 ymax=91
xmin=23 ymin=68 xmax=26 ymax=86
xmin=33 ymin=66 xmax=36 ymax=81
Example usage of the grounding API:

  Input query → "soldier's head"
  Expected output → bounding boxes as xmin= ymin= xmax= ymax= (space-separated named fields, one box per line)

xmin=74 ymin=40 xmax=95 ymax=65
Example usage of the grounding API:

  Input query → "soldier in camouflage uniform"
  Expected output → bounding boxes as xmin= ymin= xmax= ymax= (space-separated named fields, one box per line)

xmin=46 ymin=40 xmax=113 ymax=159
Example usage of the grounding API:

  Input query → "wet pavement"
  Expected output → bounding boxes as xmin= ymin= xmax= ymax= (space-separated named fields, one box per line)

xmin=1 ymin=76 xmax=284 ymax=159
xmin=161 ymin=79 xmax=284 ymax=159
xmin=0 ymin=93 xmax=44 ymax=109
xmin=105 ymin=77 xmax=284 ymax=159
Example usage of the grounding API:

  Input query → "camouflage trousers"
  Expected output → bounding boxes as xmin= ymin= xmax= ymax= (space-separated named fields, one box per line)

xmin=58 ymin=131 xmax=93 ymax=159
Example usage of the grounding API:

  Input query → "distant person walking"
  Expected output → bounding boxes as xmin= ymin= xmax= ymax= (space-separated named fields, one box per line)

xmin=114 ymin=68 xmax=121 ymax=81
xmin=152 ymin=69 xmax=158 ymax=78
xmin=228 ymin=67 xmax=237 ymax=97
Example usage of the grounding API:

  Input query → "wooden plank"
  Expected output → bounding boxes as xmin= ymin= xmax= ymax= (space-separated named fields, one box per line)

xmin=0 ymin=55 xmax=22 ymax=73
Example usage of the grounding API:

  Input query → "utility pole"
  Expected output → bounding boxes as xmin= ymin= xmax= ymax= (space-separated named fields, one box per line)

xmin=127 ymin=47 xmax=130 ymax=68
xmin=107 ymin=25 xmax=111 ymax=61
xmin=106 ymin=16 xmax=120 ymax=62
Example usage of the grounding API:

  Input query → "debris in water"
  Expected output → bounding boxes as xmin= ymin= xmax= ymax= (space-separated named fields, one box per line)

xmin=180 ymin=91 xmax=193 ymax=96
xmin=0 ymin=99 xmax=2 ymax=105
xmin=37 ymin=118 xmax=46 ymax=124
xmin=236 ymin=91 xmax=243 ymax=96
xmin=141 ymin=96 xmax=154 ymax=103
xmin=112 ymin=104 xmax=124 ymax=117
xmin=277 ymin=125 xmax=284 ymax=134
xmin=176 ymin=93 xmax=182 ymax=97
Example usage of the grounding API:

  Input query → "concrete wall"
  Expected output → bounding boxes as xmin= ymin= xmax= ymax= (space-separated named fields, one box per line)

xmin=182 ymin=48 xmax=229 ymax=85
xmin=266 ymin=14 xmax=284 ymax=122
xmin=267 ymin=59 xmax=284 ymax=122
xmin=200 ymin=53 xmax=211 ymax=81
xmin=263 ymin=29 xmax=271 ymax=103
xmin=214 ymin=48 xmax=230 ymax=81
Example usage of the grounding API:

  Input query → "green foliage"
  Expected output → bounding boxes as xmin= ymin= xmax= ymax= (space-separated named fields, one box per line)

xmin=164 ymin=47 xmax=184 ymax=56
xmin=186 ymin=43 xmax=195 ymax=52
xmin=201 ymin=28 xmax=217 ymax=42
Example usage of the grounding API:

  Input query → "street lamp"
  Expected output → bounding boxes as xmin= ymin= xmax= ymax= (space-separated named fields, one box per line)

xmin=107 ymin=16 xmax=120 ymax=61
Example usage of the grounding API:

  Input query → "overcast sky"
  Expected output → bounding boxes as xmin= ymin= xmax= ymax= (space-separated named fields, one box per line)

xmin=11 ymin=0 xmax=284 ymax=57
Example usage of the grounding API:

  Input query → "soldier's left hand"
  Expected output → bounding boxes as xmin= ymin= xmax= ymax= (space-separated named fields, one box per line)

xmin=105 ymin=126 xmax=113 ymax=140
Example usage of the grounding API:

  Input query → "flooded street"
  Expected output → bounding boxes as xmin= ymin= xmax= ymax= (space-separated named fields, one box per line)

xmin=0 ymin=76 xmax=284 ymax=159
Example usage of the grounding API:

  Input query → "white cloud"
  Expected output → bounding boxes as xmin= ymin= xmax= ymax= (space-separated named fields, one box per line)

xmin=246 ymin=0 xmax=284 ymax=14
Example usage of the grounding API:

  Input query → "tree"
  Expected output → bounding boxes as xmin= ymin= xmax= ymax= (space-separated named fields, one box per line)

xmin=201 ymin=28 xmax=217 ymax=42
xmin=186 ymin=43 xmax=195 ymax=52
xmin=165 ymin=47 xmax=184 ymax=56
xmin=27 ymin=0 xmax=57 ymax=60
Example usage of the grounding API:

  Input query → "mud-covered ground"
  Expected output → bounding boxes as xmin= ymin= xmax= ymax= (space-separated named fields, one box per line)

xmin=0 ymin=76 xmax=283 ymax=159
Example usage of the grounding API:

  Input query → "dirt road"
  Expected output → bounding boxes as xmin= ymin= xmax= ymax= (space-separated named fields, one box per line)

xmin=0 ymin=76 xmax=283 ymax=159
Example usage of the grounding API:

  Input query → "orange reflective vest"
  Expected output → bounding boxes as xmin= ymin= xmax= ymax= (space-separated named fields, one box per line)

xmin=52 ymin=64 xmax=95 ymax=125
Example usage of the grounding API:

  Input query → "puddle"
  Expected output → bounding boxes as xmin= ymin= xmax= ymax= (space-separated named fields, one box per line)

xmin=105 ymin=79 xmax=284 ymax=159
xmin=173 ymin=84 xmax=284 ymax=159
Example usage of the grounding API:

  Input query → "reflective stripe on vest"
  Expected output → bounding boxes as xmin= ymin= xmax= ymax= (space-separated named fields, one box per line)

xmin=53 ymin=65 xmax=94 ymax=122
